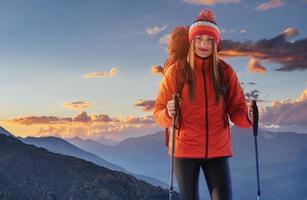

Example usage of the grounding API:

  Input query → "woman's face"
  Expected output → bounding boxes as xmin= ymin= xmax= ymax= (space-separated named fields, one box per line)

xmin=194 ymin=35 xmax=213 ymax=58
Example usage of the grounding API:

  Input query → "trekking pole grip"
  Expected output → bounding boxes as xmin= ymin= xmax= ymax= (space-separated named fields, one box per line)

xmin=172 ymin=93 xmax=180 ymax=119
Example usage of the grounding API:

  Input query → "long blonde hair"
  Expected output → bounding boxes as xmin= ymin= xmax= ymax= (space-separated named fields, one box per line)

xmin=186 ymin=39 xmax=222 ymax=103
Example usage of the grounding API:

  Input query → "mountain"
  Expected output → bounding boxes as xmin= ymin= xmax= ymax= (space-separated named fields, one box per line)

xmin=234 ymin=166 xmax=307 ymax=200
xmin=231 ymin=127 xmax=307 ymax=168
xmin=0 ymin=126 xmax=13 ymax=137
xmin=0 ymin=133 xmax=179 ymax=200
xmin=19 ymin=136 xmax=168 ymax=189
xmin=97 ymin=136 xmax=118 ymax=146
xmin=67 ymin=136 xmax=110 ymax=155
xmin=67 ymin=127 xmax=307 ymax=200
xmin=19 ymin=136 xmax=124 ymax=171
xmin=66 ymin=131 xmax=169 ymax=182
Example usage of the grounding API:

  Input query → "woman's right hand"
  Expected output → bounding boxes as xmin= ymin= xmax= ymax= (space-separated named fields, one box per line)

xmin=166 ymin=98 xmax=182 ymax=117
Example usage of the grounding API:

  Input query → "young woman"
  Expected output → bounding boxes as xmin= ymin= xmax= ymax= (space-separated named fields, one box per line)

xmin=153 ymin=9 xmax=253 ymax=200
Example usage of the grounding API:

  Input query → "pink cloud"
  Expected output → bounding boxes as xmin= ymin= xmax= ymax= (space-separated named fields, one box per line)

xmin=5 ymin=112 xmax=157 ymax=141
xmin=134 ymin=99 xmax=156 ymax=112
xmin=146 ymin=25 xmax=167 ymax=37
xmin=151 ymin=65 xmax=163 ymax=75
xmin=260 ymin=89 xmax=307 ymax=126
xmin=159 ymin=33 xmax=171 ymax=45
xmin=257 ymin=0 xmax=285 ymax=11
xmin=183 ymin=0 xmax=240 ymax=6
xmin=83 ymin=67 xmax=118 ymax=79
xmin=219 ymin=27 xmax=307 ymax=71
xmin=91 ymin=114 xmax=113 ymax=123
xmin=6 ymin=112 xmax=113 ymax=125
xmin=7 ymin=116 xmax=72 ymax=125
xmin=62 ymin=101 xmax=93 ymax=110
xmin=73 ymin=111 xmax=92 ymax=123
xmin=248 ymin=58 xmax=267 ymax=74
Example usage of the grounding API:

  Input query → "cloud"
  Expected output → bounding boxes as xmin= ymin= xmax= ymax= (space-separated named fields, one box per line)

xmin=219 ymin=28 xmax=247 ymax=35
xmin=243 ymin=89 xmax=269 ymax=103
xmin=248 ymin=82 xmax=256 ymax=85
xmin=115 ymin=115 xmax=155 ymax=124
xmin=74 ymin=111 xmax=92 ymax=123
xmin=62 ymin=101 xmax=93 ymax=110
xmin=297 ymin=89 xmax=307 ymax=102
xmin=6 ymin=112 xmax=114 ymax=125
xmin=263 ymin=124 xmax=280 ymax=129
xmin=282 ymin=27 xmax=299 ymax=38
xmin=6 ymin=116 xmax=72 ymax=125
xmin=248 ymin=58 xmax=267 ymax=74
xmin=257 ymin=0 xmax=285 ymax=11
xmin=240 ymin=29 xmax=247 ymax=34
xmin=134 ymin=99 xmax=156 ymax=112
xmin=91 ymin=114 xmax=113 ymax=123
xmin=159 ymin=33 xmax=171 ymax=45
xmin=260 ymin=89 xmax=307 ymax=126
xmin=5 ymin=112 xmax=157 ymax=141
xmin=83 ymin=67 xmax=118 ymax=79
xmin=241 ymin=82 xmax=258 ymax=87
xmin=145 ymin=25 xmax=167 ymax=37
xmin=182 ymin=0 xmax=240 ymax=6
xmin=245 ymin=89 xmax=260 ymax=100
xmin=151 ymin=65 xmax=163 ymax=75
xmin=219 ymin=27 xmax=307 ymax=71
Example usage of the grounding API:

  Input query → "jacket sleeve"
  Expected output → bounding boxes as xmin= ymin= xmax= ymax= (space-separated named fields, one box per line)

xmin=226 ymin=66 xmax=252 ymax=128
xmin=153 ymin=65 xmax=177 ymax=128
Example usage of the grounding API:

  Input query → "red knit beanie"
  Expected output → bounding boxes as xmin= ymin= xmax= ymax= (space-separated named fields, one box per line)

xmin=189 ymin=9 xmax=221 ymax=50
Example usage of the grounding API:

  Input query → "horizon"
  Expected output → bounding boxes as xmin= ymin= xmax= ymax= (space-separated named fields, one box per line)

xmin=1 ymin=125 xmax=307 ymax=145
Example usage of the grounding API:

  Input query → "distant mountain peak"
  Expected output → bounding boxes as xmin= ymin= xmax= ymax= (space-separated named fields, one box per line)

xmin=0 ymin=126 xmax=14 ymax=137
xmin=68 ymin=136 xmax=82 ymax=140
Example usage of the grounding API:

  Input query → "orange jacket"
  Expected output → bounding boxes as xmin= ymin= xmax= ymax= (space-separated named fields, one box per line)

xmin=153 ymin=56 xmax=252 ymax=158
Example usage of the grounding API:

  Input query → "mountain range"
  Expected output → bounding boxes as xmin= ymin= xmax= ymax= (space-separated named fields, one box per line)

xmin=19 ymin=135 xmax=167 ymax=189
xmin=66 ymin=127 xmax=307 ymax=200
xmin=0 ymin=128 xmax=179 ymax=200
xmin=2 ymin=125 xmax=306 ymax=200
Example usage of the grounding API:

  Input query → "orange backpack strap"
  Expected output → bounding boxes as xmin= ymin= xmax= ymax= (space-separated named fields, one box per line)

xmin=218 ymin=59 xmax=230 ymax=100
xmin=218 ymin=59 xmax=230 ymax=127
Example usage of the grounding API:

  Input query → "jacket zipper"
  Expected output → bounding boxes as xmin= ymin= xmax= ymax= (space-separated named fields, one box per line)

xmin=201 ymin=62 xmax=209 ymax=158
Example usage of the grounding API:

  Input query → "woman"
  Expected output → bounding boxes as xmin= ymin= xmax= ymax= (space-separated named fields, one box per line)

xmin=153 ymin=9 xmax=253 ymax=200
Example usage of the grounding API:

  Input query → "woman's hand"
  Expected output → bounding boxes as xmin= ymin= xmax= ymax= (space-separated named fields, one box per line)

xmin=166 ymin=98 xmax=182 ymax=117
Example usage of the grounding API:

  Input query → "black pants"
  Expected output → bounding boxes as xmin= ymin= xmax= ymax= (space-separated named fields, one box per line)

xmin=174 ymin=156 xmax=232 ymax=200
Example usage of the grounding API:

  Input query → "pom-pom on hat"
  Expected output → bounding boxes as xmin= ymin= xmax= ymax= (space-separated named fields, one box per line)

xmin=189 ymin=9 xmax=221 ymax=50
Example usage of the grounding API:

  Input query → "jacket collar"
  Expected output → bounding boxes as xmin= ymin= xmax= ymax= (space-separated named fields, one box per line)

xmin=194 ymin=54 xmax=211 ymax=69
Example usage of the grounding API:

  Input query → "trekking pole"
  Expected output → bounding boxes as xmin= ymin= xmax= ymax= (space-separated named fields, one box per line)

xmin=252 ymin=100 xmax=261 ymax=200
xmin=169 ymin=93 xmax=180 ymax=200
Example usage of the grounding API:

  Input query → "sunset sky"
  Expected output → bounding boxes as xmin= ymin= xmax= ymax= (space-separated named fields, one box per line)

xmin=0 ymin=0 xmax=306 ymax=141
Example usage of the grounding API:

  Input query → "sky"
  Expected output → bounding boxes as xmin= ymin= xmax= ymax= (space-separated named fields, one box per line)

xmin=0 ymin=0 xmax=306 ymax=141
